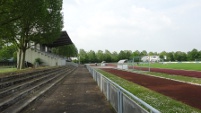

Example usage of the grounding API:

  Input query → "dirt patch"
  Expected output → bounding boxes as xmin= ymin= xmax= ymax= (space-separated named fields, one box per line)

xmin=101 ymin=68 xmax=201 ymax=110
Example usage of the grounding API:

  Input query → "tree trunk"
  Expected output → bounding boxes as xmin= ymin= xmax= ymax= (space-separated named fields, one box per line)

xmin=17 ymin=49 xmax=22 ymax=69
xmin=20 ymin=49 xmax=26 ymax=69
xmin=19 ymin=32 xmax=28 ymax=69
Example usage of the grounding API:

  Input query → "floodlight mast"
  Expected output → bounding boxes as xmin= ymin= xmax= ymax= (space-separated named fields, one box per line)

xmin=133 ymin=57 xmax=134 ymax=70
xmin=148 ymin=56 xmax=150 ymax=72
xmin=79 ymin=56 xmax=80 ymax=64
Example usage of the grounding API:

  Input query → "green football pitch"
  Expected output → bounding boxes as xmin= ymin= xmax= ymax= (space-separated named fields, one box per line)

xmin=129 ymin=62 xmax=201 ymax=71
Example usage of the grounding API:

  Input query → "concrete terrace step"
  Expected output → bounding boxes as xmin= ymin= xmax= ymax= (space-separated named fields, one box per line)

xmin=0 ymin=66 xmax=77 ymax=113
xmin=0 ymin=67 xmax=64 ymax=89
xmin=0 ymin=70 xmax=61 ymax=109
xmin=0 ymin=69 xmax=66 ymax=97
xmin=0 ymin=67 xmax=72 ymax=98
xmin=2 ymin=69 xmax=71 ymax=113
xmin=0 ymin=69 xmax=64 ymax=98
xmin=0 ymin=68 xmax=57 ymax=82
xmin=0 ymin=70 xmax=65 ymax=111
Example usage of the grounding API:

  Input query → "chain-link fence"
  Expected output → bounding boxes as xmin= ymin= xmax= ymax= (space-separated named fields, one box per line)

xmin=0 ymin=61 xmax=16 ymax=67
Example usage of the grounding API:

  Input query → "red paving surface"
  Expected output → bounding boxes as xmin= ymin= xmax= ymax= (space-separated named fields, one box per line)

xmin=106 ymin=63 xmax=201 ymax=78
xmin=101 ymin=68 xmax=201 ymax=110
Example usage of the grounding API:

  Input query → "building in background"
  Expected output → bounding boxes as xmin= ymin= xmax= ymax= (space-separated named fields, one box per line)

xmin=141 ymin=56 xmax=160 ymax=62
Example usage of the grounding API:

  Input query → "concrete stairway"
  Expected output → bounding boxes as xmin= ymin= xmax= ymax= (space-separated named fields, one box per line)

xmin=0 ymin=66 xmax=76 ymax=113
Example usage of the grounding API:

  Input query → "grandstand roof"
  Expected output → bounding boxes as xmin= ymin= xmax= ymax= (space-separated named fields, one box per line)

xmin=45 ymin=31 xmax=73 ymax=47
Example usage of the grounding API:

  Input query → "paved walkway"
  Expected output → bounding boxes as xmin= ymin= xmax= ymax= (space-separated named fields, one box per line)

xmin=24 ymin=65 xmax=114 ymax=113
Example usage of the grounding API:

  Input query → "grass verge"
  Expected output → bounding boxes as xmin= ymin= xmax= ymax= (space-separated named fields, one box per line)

xmin=0 ymin=66 xmax=55 ymax=78
xmin=0 ymin=68 xmax=17 ymax=73
xmin=143 ymin=72 xmax=201 ymax=85
xmin=97 ymin=69 xmax=201 ymax=113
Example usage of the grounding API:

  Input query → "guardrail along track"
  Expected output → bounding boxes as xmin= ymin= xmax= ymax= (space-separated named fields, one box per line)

xmin=87 ymin=65 xmax=160 ymax=113
xmin=0 ymin=66 xmax=76 ymax=113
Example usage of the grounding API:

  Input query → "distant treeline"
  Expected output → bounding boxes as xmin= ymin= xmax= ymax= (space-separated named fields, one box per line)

xmin=79 ymin=48 xmax=201 ymax=64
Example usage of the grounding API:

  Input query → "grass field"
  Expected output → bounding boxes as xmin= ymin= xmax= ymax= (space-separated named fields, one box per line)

xmin=143 ymin=71 xmax=201 ymax=85
xmin=0 ymin=66 xmax=54 ymax=78
xmin=129 ymin=63 xmax=201 ymax=71
xmin=0 ymin=68 xmax=17 ymax=73
xmin=98 ymin=69 xmax=201 ymax=113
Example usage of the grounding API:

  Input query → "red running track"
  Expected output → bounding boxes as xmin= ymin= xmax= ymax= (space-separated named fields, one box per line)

xmin=106 ymin=63 xmax=201 ymax=78
xmin=133 ymin=66 xmax=201 ymax=78
xmin=101 ymin=68 xmax=201 ymax=110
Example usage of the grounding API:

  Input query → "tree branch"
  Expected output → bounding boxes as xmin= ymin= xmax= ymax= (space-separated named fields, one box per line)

xmin=0 ymin=16 xmax=22 ymax=26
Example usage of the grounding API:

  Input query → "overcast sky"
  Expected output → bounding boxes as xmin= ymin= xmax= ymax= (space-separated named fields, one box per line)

xmin=62 ymin=0 xmax=201 ymax=53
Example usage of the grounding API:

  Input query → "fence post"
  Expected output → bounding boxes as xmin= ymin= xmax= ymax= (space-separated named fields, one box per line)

xmin=97 ymin=73 xmax=99 ymax=86
xmin=100 ymin=74 xmax=103 ymax=92
xmin=107 ymin=80 xmax=110 ymax=101
xmin=95 ymin=71 xmax=97 ymax=82
xmin=92 ymin=69 xmax=93 ymax=77
xmin=118 ymin=90 xmax=123 ymax=113
xmin=93 ymin=70 xmax=95 ymax=80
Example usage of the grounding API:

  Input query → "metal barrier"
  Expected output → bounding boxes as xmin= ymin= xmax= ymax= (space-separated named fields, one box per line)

xmin=87 ymin=65 xmax=160 ymax=113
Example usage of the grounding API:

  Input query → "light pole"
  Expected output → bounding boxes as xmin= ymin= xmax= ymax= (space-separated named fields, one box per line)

xmin=133 ymin=57 xmax=134 ymax=70
xmin=78 ymin=56 xmax=80 ymax=64
xmin=148 ymin=56 xmax=150 ymax=72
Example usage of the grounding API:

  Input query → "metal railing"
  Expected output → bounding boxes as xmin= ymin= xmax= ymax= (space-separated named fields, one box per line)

xmin=86 ymin=65 xmax=160 ymax=113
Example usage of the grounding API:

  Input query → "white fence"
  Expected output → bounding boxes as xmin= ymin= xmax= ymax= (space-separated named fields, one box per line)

xmin=86 ymin=65 xmax=160 ymax=113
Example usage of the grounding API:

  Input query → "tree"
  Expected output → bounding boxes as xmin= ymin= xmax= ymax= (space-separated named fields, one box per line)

xmin=0 ymin=0 xmax=22 ymax=26
xmin=148 ymin=52 xmax=154 ymax=56
xmin=79 ymin=49 xmax=88 ymax=64
xmin=87 ymin=50 xmax=97 ymax=63
xmin=52 ymin=44 xmax=78 ymax=58
xmin=0 ymin=0 xmax=63 ymax=69
xmin=0 ymin=0 xmax=20 ymax=47
xmin=96 ymin=50 xmax=104 ymax=63
xmin=0 ymin=44 xmax=17 ymax=61
xmin=124 ymin=50 xmax=132 ymax=59
xmin=111 ymin=51 xmax=119 ymax=62
xmin=174 ymin=51 xmax=187 ymax=61
xmin=131 ymin=50 xmax=141 ymax=62
xmin=159 ymin=51 xmax=167 ymax=61
xmin=187 ymin=49 xmax=200 ymax=61
xmin=104 ymin=50 xmax=112 ymax=62
xmin=199 ymin=51 xmax=201 ymax=61
xmin=132 ymin=50 xmax=140 ymax=57
xmin=181 ymin=52 xmax=187 ymax=61
xmin=118 ymin=50 xmax=126 ymax=60
xmin=166 ymin=52 xmax=175 ymax=61
xmin=140 ymin=50 xmax=147 ymax=56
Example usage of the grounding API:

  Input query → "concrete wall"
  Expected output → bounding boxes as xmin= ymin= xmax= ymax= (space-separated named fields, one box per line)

xmin=25 ymin=48 xmax=66 ymax=66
